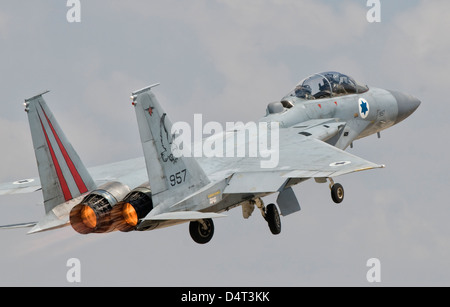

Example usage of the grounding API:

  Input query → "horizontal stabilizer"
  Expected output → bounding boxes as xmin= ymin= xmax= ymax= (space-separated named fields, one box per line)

xmin=0 ymin=222 xmax=37 ymax=229
xmin=27 ymin=218 xmax=69 ymax=234
xmin=0 ymin=180 xmax=41 ymax=195
xmin=146 ymin=211 xmax=226 ymax=221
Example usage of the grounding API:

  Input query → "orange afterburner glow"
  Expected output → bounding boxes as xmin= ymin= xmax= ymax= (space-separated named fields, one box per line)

xmin=123 ymin=203 xmax=138 ymax=226
xmin=81 ymin=205 xmax=97 ymax=229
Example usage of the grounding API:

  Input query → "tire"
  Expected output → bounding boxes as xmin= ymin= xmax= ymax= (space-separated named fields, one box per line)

xmin=265 ymin=203 xmax=281 ymax=235
xmin=331 ymin=183 xmax=344 ymax=204
xmin=189 ymin=219 xmax=214 ymax=244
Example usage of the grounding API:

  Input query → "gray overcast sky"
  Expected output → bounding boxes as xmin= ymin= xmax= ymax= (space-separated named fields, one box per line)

xmin=0 ymin=0 xmax=448 ymax=286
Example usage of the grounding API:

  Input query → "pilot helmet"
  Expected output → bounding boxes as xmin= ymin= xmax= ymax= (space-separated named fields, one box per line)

xmin=327 ymin=73 xmax=340 ymax=84
xmin=295 ymin=84 xmax=312 ymax=97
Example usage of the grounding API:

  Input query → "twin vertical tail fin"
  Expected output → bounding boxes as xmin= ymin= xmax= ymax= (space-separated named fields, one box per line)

xmin=25 ymin=92 xmax=96 ymax=213
xmin=18 ymin=85 xmax=207 ymax=231
xmin=131 ymin=85 xmax=210 ymax=204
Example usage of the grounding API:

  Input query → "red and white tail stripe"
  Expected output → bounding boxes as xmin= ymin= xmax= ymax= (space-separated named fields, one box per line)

xmin=25 ymin=93 xmax=96 ymax=212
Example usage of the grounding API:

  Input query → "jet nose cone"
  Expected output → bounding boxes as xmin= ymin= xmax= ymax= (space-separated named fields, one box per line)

xmin=389 ymin=90 xmax=421 ymax=124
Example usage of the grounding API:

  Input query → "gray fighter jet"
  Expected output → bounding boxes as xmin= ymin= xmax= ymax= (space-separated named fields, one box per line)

xmin=0 ymin=71 xmax=420 ymax=243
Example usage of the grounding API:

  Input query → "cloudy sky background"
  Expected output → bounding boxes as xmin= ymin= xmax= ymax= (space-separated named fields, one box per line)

xmin=0 ymin=0 xmax=448 ymax=286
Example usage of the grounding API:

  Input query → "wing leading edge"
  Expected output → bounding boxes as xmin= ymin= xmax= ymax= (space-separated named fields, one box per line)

xmin=221 ymin=128 xmax=384 ymax=194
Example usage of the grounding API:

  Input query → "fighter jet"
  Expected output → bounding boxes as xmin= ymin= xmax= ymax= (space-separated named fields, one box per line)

xmin=0 ymin=71 xmax=420 ymax=243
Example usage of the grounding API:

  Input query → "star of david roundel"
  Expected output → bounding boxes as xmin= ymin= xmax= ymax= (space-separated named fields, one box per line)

xmin=358 ymin=98 xmax=370 ymax=119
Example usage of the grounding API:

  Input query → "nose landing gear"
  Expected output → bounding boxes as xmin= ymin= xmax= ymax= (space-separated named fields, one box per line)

xmin=329 ymin=178 xmax=344 ymax=204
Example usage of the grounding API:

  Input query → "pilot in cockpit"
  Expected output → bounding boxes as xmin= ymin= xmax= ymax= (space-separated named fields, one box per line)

xmin=294 ymin=84 xmax=315 ymax=100
xmin=322 ymin=73 xmax=346 ymax=94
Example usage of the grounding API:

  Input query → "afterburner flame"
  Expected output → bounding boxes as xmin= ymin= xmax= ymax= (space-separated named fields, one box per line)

xmin=81 ymin=205 xmax=97 ymax=229
xmin=123 ymin=203 xmax=138 ymax=226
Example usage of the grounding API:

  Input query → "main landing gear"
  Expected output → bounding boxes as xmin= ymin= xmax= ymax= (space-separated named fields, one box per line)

xmin=188 ymin=179 xmax=343 ymax=244
xmin=189 ymin=218 xmax=214 ymax=244
xmin=251 ymin=199 xmax=281 ymax=235
xmin=264 ymin=203 xmax=281 ymax=235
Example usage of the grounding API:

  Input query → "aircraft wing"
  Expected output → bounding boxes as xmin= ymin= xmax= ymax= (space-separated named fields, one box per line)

xmin=212 ymin=126 xmax=385 ymax=194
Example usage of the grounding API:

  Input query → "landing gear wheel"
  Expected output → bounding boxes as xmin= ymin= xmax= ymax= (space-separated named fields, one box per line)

xmin=265 ymin=203 xmax=281 ymax=235
xmin=189 ymin=219 xmax=214 ymax=244
xmin=331 ymin=183 xmax=344 ymax=204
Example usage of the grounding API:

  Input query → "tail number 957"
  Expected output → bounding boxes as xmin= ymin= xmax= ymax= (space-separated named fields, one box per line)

xmin=169 ymin=169 xmax=187 ymax=186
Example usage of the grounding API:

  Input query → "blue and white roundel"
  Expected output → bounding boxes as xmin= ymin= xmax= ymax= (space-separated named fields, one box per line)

xmin=359 ymin=98 xmax=370 ymax=119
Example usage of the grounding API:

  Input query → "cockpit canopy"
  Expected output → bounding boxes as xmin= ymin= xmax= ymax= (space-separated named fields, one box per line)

xmin=283 ymin=71 xmax=369 ymax=101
